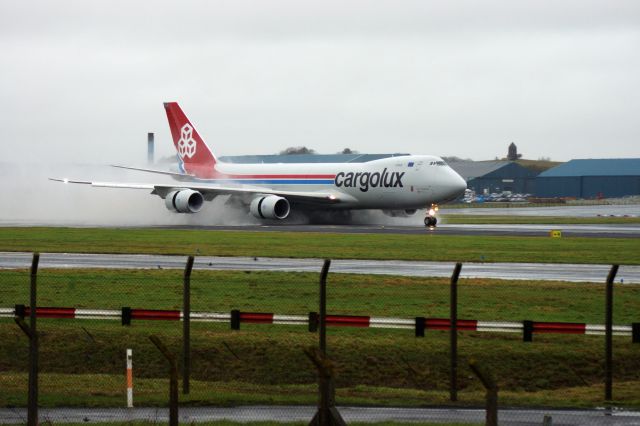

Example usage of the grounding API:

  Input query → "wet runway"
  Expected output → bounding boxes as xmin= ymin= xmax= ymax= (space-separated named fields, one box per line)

xmin=2 ymin=202 xmax=640 ymax=237
xmin=1 ymin=252 xmax=637 ymax=283
xmin=447 ymin=203 xmax=640 ymax=217
xmin=1 ymin=406 xmax=639 ymax=425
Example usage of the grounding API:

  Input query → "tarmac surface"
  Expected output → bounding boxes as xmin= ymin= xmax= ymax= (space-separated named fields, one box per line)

xmin=2 ymin=204 xmax=640 ymax=238
xmin=1 ymin=252 xmax=638 ymax=283
xmin=1 ymin=406 xmax=640 ymax=425
xmin=446 ymin=203 xmax=640 ymax=217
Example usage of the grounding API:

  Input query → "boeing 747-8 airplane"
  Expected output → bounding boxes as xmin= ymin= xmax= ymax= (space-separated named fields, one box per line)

xmin=52 ymin=103 xmax=467 ymax=227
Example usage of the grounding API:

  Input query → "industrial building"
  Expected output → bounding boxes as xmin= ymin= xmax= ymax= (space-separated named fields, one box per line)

xmin=447 ymin=160 xmax=538 ymax=195
xmin=535 ymin=159 xmax=640 ymax=199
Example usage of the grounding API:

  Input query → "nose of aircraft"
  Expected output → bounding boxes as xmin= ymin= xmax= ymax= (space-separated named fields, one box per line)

xmin=446 ymin=169 xmax=467 ymax=199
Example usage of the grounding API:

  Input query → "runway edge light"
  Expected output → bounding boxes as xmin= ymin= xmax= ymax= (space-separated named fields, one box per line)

xmin=126 ymin=349 xmax=133 ymax=408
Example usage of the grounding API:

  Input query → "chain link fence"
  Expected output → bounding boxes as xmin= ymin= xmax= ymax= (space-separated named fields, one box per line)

xmin=1 ymin=253 xmax=639 ymax=425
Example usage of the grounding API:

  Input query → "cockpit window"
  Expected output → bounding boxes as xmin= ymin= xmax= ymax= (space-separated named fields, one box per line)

xmin=429 ymin=161 xmax=447 ymax=166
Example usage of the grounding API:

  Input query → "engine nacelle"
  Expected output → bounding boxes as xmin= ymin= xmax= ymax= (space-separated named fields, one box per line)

xmin=382 ymin=209 xmax=418 ymax=218
xmin=165 ymin=190 xmax=204 ymax=213
xmin=250 ymin=195 xmax=290 ymax=220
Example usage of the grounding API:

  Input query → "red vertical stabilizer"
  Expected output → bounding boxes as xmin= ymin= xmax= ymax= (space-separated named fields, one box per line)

xmin=164 ymin=102 xmax=217 ymax=176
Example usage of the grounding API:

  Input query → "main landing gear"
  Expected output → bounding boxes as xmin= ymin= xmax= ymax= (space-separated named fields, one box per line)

xmin=424 ymin=204 xmax=438 ymax=229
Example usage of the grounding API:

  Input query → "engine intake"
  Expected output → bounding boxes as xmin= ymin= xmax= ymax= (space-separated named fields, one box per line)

xmin=165 ymin=190 xmax=204 ymax=213
xmin=250 ymin=195 xmax=290 ymax=220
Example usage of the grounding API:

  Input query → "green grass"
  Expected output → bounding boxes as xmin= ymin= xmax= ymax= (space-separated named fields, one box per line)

xmin=48 ymin=423 xmax=476 ymax=426
xmin=1 ymin=324 xmax=639 ymax=409
xmin=1 ymin=227 xmax=639 ymax=409
xmin=1 ymin=269 xmax=640 ymax=409
xmin=42 ymin=424 xmax=474 ymax=426
xmin=21 ymin=420 xmax=474 ymax=426
xmin=1 ymin=227 xmax=640 ymax=264
xmin=2 ymin=370 xmax=639 ymax=411
xmin=442 ymin=215 xmax=640 ymax=225
xmin=2 ymin=269 xmax=638 ymax=323
xmin=515 ymin=159 xmax=563 ymax=172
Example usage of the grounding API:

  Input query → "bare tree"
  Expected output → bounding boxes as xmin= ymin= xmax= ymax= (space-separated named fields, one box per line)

xmin=339 ymin=148 xmax=358 ymax=154
xmin=279 ymin=146 xmax=316 ymax=155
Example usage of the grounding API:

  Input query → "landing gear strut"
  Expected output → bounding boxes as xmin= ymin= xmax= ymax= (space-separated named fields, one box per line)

xmin=424 ymin=204 xmax=438 ymax=229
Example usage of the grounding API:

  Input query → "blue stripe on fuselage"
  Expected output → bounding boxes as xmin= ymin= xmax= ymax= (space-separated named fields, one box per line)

xmin=192 ymin=178 xmax=336 ymax=185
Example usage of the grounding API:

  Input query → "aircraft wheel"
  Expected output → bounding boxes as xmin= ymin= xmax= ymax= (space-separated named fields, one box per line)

xmin=424 ymin=216 xmax=437 ymax=228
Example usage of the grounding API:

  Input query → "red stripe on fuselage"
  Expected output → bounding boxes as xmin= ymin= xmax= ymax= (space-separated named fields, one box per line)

xmin=184 ymin=164 xmax=336 ymax=180
xmin=224 ymin=174 xmax=336 ymax=179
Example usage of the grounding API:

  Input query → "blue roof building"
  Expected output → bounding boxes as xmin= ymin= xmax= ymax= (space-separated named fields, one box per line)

xmin=536 ymin=159 xmax=640 ymax=198
xmin=447 ymin=160 xmax=538 ymax=195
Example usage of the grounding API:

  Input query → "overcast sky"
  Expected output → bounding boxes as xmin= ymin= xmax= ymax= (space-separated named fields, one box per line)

xmin=1 ymin=0 xmax=639 ymax=164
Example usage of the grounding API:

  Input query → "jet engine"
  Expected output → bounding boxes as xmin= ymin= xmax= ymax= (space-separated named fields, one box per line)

xmin=250 ymin=195 xmax=290 ymax=220
xmin=382 ymin=209 xmax=418 ymax=218
xmin=165 ymin=189 xmax=204 ymax=213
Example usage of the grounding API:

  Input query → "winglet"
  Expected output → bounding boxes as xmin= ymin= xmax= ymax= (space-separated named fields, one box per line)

xmin=164 ymin=102 xmax=217 ymax=175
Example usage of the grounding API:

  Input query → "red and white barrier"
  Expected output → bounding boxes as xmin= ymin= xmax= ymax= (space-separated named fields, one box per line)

xmin=2 ymin=306 xmax=637 ymax=340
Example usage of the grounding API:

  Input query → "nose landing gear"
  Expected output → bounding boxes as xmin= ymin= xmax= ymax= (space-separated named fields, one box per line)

xmin=424 ymin=204 xmax=438 ymax=229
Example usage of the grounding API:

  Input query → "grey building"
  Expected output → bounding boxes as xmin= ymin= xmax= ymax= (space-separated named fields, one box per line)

xmin=447 ymin=160 xmax=538 ymax=194
xmin=535 ymin=159 xmax=640 ymax=198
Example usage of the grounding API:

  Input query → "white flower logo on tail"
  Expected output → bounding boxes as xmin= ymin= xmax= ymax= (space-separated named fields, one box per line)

xmin=178 ymin=124 xmax=197 ymax=159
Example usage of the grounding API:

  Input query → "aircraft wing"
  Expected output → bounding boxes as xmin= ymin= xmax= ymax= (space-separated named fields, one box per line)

xmin=49 ymin=178 xmax=349 ymax=205
xmin=110 ymin=164 xmax=195 ymax=178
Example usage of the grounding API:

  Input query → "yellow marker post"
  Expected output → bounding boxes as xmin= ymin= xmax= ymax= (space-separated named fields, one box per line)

xmin=550 ymin=230 xmax=562 ymax=238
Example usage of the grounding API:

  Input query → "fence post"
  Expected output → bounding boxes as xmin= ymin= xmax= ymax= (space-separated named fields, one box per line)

xmin=450 ymin=262 xmax=462 ymax=402
xmin=415 ymin=317 xmax=426 ymax=338
xmin=28 ymin=253 xmax=40 ymax=426
xmin=308 ymin=312 xmax=319 ymax=332
xmin=121 ymin=307 xmax=132 ymax=326
xmin=230 ymin=309 xmax=241 ymax=330
xmin=308 ymin=259 xmax=346 ymax=426
xmin=149 ymin=335 xmax=178 ymax=426
xmin=605 ymin=264 xmax=619 ymax=402
xmin=469 ymin=359 xmax=498 ymax=426
xmin=632 ymin=323 xmax=640 ymax=344
xmin=182 ymin=255 xmax=194 ymax=395
xmin=319 ymin=259 xmax=330 ymax=356
xmin=523 ymin=320 xmax=534 ymax=342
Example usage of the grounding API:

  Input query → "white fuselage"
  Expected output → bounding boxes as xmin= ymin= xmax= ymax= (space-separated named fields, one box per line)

xmin=191 ymin=155 xmax=467 ymax=210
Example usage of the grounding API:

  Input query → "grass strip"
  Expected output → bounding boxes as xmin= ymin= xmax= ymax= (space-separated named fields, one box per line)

xmin=1 ymin=227 xmax=639 ymax=264
xmin=2 ymin=371 xmax=639 ymax=410
xmin=442 ymin=215 xmax=640 ymax=225
xmin=1 ymin=326 xmax=639 ymax=409
xmin=38 ymin=420 xmax=478 ymax=426
xmin=2 ymin=269 xmax=638 ymax=410
xmin=2 ymin=269 xmax=638 ymax=323
xmin=46 ymin=423 xmax=475 ymax=426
